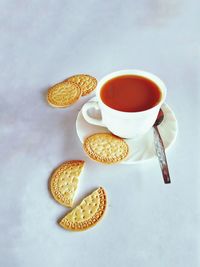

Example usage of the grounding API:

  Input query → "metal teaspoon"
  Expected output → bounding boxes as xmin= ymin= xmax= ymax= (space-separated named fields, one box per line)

xmin=153 ymin=109 xmax=171 ymax=184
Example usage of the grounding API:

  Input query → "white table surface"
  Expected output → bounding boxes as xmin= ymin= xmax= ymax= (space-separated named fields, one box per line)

xmin=0 ymin=1 xmax=199 ymax=267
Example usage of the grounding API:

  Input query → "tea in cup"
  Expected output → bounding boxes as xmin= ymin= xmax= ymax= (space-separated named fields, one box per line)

xmin=82 ymin=70 xmax=166 ymax=139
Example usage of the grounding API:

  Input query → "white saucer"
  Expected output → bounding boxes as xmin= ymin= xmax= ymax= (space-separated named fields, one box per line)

xmin=76 ymin=97 xmax=178 ymax=164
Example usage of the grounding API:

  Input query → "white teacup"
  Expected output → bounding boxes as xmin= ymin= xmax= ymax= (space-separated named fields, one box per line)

xmin=82 ymin=70 xmax=166 ymax=139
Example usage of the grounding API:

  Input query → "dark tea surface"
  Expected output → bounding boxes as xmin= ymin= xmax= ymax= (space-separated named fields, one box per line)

xmin=100 ymin=75 xmax=162 ymax=112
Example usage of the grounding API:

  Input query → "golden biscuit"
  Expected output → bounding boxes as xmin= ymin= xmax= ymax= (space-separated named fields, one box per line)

xmin=47 ymin=81 xmax=81 ymax=108
xmin=67 ymin=74 xmax=97 ymax=96
xmin=50 ymin=160 xmax=85 ymax=207
xmin=59 ymin=187 xmax=107 ymax=231
xmin=83 ymin=133 xmax=129 ymax=164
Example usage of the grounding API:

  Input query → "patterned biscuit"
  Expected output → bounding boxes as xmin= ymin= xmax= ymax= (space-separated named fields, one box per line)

xmin=59 ymin=187 xmax=107 ymax=231
xmin=83 ymin=133 xmax=129 ymax=164
xmin=66 ymin=74 xmax=97 ymax=96
xmin=47 ymin=81 xmax=81 ymax=108
xmin=50 ymin=160 xmax=85 ymax=207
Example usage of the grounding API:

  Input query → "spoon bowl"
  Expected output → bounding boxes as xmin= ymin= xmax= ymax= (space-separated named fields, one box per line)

xmin=154 ymin=109 xmax=164 ymax=126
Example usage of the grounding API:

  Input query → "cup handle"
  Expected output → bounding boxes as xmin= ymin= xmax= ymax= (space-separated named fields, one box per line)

xmin=82 ymin=101 xmax=105 ymax=127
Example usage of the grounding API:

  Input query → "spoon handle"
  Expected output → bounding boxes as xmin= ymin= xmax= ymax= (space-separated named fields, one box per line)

xmin=153 ymin=126 xmax=171 ymax=184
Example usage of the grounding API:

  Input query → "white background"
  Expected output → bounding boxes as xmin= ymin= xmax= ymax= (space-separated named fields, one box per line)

xmin=0 ymin=1 xmax=199 ymax=266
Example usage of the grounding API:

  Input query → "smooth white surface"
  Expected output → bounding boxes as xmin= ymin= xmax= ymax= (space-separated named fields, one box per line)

xmin=0 ymin=1 xmax=199 ymax=267
xmin=77 ymin=99 xmax=178 ymax=163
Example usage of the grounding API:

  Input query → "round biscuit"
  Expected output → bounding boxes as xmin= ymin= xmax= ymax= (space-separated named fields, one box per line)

xmin=83 ymin=133 xmax=129 ymax=164
xmin=66 ymin=74 xmax=97 ymax=96
xmin=47 ymin=81 xmax=81 ymax=108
